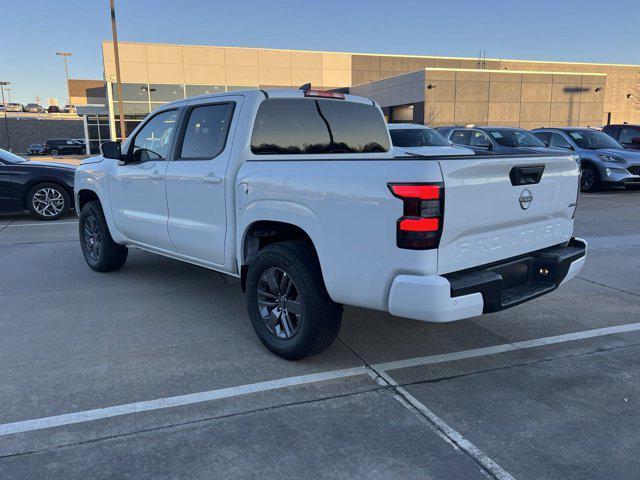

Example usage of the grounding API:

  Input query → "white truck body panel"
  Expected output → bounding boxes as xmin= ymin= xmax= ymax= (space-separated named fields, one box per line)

xmin=437 ymin=154 xmax=579 ymax=274
xmin=75 ymin=89 xmax=586 ymax=326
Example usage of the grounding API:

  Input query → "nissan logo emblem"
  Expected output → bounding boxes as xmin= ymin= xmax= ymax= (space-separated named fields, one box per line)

xmin=519 ymin=189 xmax=533 ymax=210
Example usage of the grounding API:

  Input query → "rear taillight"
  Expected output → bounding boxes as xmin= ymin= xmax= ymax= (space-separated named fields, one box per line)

xmin=389 ymin=183 xmax=444 ymax=250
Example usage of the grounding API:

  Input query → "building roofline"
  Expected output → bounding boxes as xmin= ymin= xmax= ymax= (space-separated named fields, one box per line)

xmin=422 ymin=67 xmax=607 ymax=76
xmin=349 ymin=67 xmax=607 ymax=88
xmin=101 ymin=40 xmax=640 ymax=68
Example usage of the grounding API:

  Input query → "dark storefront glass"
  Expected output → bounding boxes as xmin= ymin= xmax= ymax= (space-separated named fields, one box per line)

xmin=149 ymin=84 xmax=185 ymax=102
xmin=185 ymin=85 xmax=226 ymax=97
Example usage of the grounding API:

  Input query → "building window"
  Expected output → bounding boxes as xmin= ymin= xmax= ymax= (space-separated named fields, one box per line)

xmin=111 ymin=83 xmax=150 ymax=102
xmin=185 ymin=85 xmax=226 ymax=97
xmin=227 ymin=85 xmax=257 ymax=91
xmin=86 ymin=114 xmax=110 ymax=154
xmin=113 ymin=101 xmax=150 ymax=120
xmin=149 ymin=84 xmax=185 ymax=102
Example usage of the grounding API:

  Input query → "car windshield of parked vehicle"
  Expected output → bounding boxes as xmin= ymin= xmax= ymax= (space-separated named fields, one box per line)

xmin=389 ymin=127 xmax=449 ymax=147
xmin=487 ymin=129 xmax=546 ymax=148
xmin=567 ymin=130 xmax=622 ymax=150
xmin=0 ymin=149 xmax=28 ymax=164
xmin=251 ymin=98 xmax=390 ymax=155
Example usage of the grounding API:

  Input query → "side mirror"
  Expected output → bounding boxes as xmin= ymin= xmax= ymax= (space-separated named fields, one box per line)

xmin=101 ymin=141 xmax=122 ymax=160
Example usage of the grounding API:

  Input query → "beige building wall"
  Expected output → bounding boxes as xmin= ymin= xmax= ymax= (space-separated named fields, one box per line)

xmin=351 ymin=68 xmax=606 ymax=128
xmin=102 ymin=42 xmax=352 ymax=91
xmin=101 ymin=41 xmax=639 ymax=125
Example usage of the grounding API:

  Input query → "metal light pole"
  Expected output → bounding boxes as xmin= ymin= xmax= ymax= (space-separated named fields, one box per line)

xmin=0 ymin=81 xmax=12 ymax=151
xmin=4 ymin=88 xmax=11 ymax=104
xmin=109 ymin=0 xmax=126 ymax=142
xmin=56 ymin=51 xmax=72 ymax=109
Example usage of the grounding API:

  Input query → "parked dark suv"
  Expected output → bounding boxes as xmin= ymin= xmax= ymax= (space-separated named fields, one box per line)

xmin=42 ymin=139 xmax=86 ymax=156
xmin=602 ymin=124 xmax=640 ymax=150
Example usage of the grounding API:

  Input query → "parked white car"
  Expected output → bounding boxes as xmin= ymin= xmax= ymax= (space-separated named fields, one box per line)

xmin=388 ymin=123 xmax=474 ymax=157
xmin=75 ymin=88 xmax=587 ymax=359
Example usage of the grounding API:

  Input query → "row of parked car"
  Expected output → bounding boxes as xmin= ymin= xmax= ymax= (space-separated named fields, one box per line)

xmin=390 ymin=123 xmax=640 ymax=192
xmin=1 ymin=103 xmax=76 ymax=113
xmin=27 ymin=139 xmax=86 ymax=156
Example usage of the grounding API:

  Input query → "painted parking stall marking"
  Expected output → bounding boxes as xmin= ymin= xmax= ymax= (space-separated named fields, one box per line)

xmin=2 ymin=321 xmax=640 ymax=438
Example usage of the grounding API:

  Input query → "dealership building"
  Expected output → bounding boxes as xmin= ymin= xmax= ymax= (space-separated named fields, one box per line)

xmin=68 ymin=41 xmax=640 ymax=152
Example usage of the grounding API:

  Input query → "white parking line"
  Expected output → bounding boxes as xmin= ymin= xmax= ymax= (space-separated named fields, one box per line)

xmin=3 ymin=220 xmax=78 ymax=228
xmin=0 ymin=366 xmax=372 ymax=436
xmin=380 ymin=370 xmax=515 ymax=480
xmin=374 ymin=321 xmax=640 ymax=372
xmin=2 ymin=321 xmax=640 ymax=440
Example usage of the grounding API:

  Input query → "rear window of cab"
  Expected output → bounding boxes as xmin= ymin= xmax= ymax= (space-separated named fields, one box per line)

xmin=251 ymin=98 xmax=390 ymax=155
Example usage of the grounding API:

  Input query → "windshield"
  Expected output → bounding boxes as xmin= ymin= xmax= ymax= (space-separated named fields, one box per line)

xmin=389 ymin=127 xmax=449 ymax=147
xmin=567 ymin=130 xmax=622 ymax=150
xmin=487 ymin=129 xmax=546 ymax=148
xmin=0 ymin=149 xmax=28 ymax=164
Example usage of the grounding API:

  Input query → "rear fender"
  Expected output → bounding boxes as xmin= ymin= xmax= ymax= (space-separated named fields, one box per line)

xmin=237 ymin=199 xmax=328 ymax=284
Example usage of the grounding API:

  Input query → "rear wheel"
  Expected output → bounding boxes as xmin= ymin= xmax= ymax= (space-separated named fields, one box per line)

xmin=246 ymin=241 xmax=342 ymax=360
xmin=79 ymin=201 xmax=128 ymax=272
xmin=580 ymin=164 xmax=599 ymax=192
xmin=27 ymin=182 xmax=70 ymax=220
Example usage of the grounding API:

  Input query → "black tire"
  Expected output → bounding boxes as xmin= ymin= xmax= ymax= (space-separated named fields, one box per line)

xmin=79 ymin=201 xmax=128 ymax=272
xmin=246 ymin=241 xmax=342 ymax=360
xmin=27 ymin=182 xmax=70 ymax=221
xmin=50 ymin=149 xmax=59 ymax=156
xmin=80 ymin=148 xmax=86 ymax=155
xmin=580 ymin=164 xmax=600 ymax=192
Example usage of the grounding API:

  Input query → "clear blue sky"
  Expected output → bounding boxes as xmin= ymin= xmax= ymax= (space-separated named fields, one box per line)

xmin=2 ymin=0 xmax=639 ymax=104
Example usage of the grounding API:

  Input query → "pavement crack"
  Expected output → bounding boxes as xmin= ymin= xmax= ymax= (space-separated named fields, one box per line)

xmin=0 ymin=217 xmax=17 ymax=233
xmin=576 ymin=276 xmax=640 ymax=298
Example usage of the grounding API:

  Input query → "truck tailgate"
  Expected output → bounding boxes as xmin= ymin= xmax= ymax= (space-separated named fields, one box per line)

xmin=437 ymin=154 xmax=579 ymax=274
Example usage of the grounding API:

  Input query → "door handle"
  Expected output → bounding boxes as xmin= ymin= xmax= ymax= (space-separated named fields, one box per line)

xmin=149 ymin=171 xmax=164 ymax=180
xmin=203 ymin=175 xmax=223 ymax=184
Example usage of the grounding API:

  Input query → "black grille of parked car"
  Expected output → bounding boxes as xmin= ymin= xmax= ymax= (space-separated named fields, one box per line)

xmin=627 ymin=165 xmax=640 ymax=176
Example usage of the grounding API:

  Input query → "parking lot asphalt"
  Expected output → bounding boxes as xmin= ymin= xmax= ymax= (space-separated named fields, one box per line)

xmin=1 ymin=189 xmax=639 ymax=479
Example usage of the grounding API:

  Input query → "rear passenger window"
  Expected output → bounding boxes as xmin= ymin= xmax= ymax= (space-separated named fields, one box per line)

xmin=251 ymin=98 xmax=390 ymax=155
xmin=179 ymin=103 xmax=234 ymax=159
xmin=450 ymin=130 xmax=471 ymax=145
xmin=619 ymin=127 xmax=640 ymax=144
xmin=549 ymin=133 xmax=572 ymax=149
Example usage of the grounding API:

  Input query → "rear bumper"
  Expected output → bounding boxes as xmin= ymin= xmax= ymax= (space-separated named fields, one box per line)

xmin=388 ymin=237 xmax=587 ymax=323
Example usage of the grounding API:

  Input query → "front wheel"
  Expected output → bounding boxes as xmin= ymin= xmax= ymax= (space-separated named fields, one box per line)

xmin=246 ymin=241 xmax=342 ymax=360
xmin=580 ymin=164 xmax=600 ymax=192
xmin=27 ymin=182 xmax=70 ymax=220
xmin=79 ymin=201 xmax=128 ymax=272
xmin=50 ymin=149 xmax=59 ymax=156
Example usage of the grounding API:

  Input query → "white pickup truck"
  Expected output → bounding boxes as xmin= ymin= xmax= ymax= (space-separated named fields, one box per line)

xmin=75 ymin=88 xmax=587 ymax=359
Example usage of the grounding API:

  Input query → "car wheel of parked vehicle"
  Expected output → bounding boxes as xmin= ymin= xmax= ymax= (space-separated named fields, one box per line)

xmin=80 ymin=148 xmax=86 ymax=155
xmin=580 ymin=164 xmax=599 ymax=192
xmin=246 ymin=241 xmax=342 ymax=360
xmin=50 ymin=149 xmax=60 ymax=156
xmin=79 ymin=201 xmax=128 ymax=272
xmin=27 ymin=182 xmax=70 ymax=220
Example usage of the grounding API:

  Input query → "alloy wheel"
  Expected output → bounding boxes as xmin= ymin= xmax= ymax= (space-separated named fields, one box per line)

xmin=257 ymin=267 xmax=303 ymax=339
xmin=83 ymin=215 xmax=102 ymax=261
xmin=32 ymin=187 xmax=65 ymax=217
